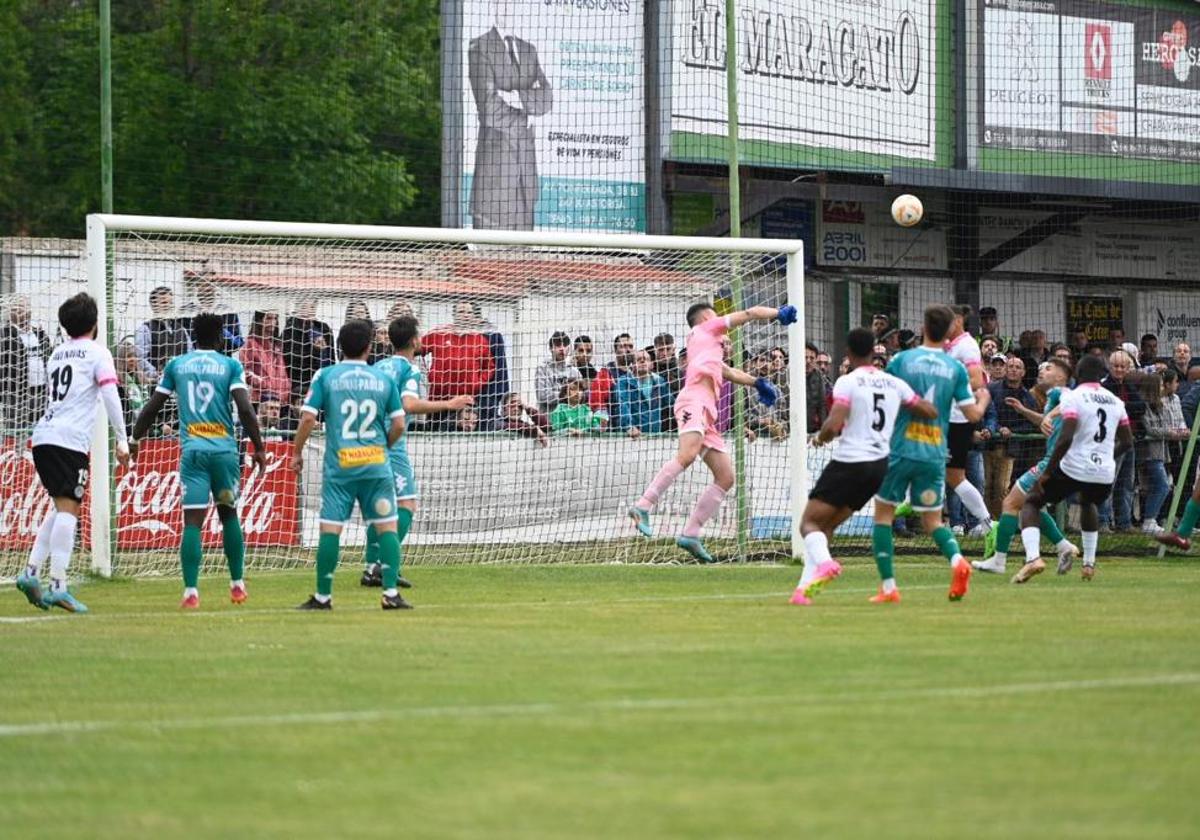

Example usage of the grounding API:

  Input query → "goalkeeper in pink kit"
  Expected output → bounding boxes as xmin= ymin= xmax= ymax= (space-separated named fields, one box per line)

xmin=629 ymin=301 xmax=796 ymax=561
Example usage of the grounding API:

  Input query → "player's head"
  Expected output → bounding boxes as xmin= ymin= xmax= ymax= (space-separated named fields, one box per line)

xmin=1075 ymin=353 xmax=1107 ymax=384
xmin=1039 ymin=358 xmax=1071 ymax=388
xmin=191 ymin=312 xmax=224 ymax=350
xmin=686 ymin=302 xmax=716 ymax=327
xmin=922 ymin=304 xmax=954 ymax=343
xmin=949 ymin=304 xmax=971 ymax=338
xmin=388 ymin=316 xmax=420 ymax=353
xmin=845 ymin=327 xmax=875 ymax=365
xmin=58 ymin=292 xmax=98 ymax=339
xmin=338 ymin=318 xmax=374 ymax=361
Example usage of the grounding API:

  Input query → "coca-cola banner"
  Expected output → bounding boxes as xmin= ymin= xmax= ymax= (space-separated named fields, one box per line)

xmin=0 ymin=441 xmax=92 ymax=550
xmin=116 ymin=440 xmax=299 ymax=550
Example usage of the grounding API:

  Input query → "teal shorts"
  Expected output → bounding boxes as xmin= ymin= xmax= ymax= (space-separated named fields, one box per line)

xmin=390 ymin=448 xmax=418 ymax=501
xmin=876 ymin=456 xmax=946 ymax=512
xmin=1016 ymin=459 xmax=1049 ymax=496
xmin=180 ymin=449 xmax=241 ymax=510
xmin=319 ymin=476 xmax=398 ymax=526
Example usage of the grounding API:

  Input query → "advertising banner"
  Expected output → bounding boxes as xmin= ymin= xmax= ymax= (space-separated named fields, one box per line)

xmin=1137 ymin=292 xmax=1200 ymax=351
xmin=0 ymin=443 xmax=90 ymax=550
xmin=115 ymin=440 xmax=299 ymax=551
xmin=1067 ymin=294 xmax=1123 ymax=348
xmin=979 ymin=0 xmax=1200 ymax=166
xmin=458 ymin=0 xmax=645 ymax=232
xmin=670 ymin=0 xmax=941 ymax=166
xmin=816 ymin=200 xmax=947 ymax=270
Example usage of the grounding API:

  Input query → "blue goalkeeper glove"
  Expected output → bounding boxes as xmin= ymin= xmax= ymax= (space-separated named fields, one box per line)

xmin=754 ymin=377 xmax=779 ymax=407
xmin=776 ymin=304 xmax=797 ymax=326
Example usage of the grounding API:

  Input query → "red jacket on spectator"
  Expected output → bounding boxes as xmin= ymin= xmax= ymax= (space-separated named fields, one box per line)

xmin=241 ymin=335 xmax=290 ymax=405
xmin=588 ymin=363 xmax=621 ymax=418
xmin=422 ymin=327 xmax=495 ymax=401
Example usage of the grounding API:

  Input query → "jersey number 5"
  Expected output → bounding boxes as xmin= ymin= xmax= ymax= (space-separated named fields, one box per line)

xmin=340 ymin=399 xmax=378 ymax=440
xmin=871 ymin=393 xmax=886 ymax=431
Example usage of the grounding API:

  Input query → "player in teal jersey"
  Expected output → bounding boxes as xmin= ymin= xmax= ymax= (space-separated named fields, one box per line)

xmin=291 ymin=319 xmax=408 ymax=610
xmin=131 ymin=314 xmax=267 ymax=609
xmin=360 ymin=316 xmax=474 ymax=589
xmin=973 ymin=358 xmax=1080 ymax=576
xmin=872 ymin=305 xmax=990 ymax=603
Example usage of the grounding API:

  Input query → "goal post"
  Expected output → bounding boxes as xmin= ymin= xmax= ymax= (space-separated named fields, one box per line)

xmin=79 ymin=213 xmax=806 ymax=576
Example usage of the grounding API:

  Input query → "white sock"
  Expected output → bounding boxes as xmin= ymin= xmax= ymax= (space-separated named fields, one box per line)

xmin=882 ymin=578 xmax=897 ymax=594
xmin=314 ymin=593 xmax=331 ymax=604
xmin=26 ymin=511 xmax=56 ymax=578
xmin=954 ymin=481 xmax=992 ymax=527
xmin=231 ymin=579 xmax=245 ymax=589
xmin=184 ymin=587 xmax=199 ymax=598
xmin=384 ymin=587 xmax=398 ymax=597
xmin=1020 ymin=526 xmax=1041 ymax=562
xmin=992 ymin=551 xmax=1007 ymax=566
xmin=48 ymin=512 xmax=78 ymax=587
xmin=1082 ymin=531 xmax=1098 ymax=565
xmin=50 ymin=577 xmax=67 ymax=593
xmin=1056 ymin=539 xmax=1075 ymax=554
xmin=799 ymin=532 xmax=832 ymax=586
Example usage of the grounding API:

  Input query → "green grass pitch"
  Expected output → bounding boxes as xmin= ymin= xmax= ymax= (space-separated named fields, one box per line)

xmin=2 ymin=559 xmax=1198 ymax=838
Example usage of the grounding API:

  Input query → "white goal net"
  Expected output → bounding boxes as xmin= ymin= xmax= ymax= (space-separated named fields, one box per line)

xmin=1 ymin=216 xmax=809 ymax=577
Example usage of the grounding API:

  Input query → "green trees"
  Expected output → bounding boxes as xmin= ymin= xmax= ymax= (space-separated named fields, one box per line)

xmin=0 ymin=0 xmax=441 ymax=237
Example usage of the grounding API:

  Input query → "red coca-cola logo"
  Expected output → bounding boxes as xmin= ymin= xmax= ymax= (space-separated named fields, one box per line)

xmin=0 ymin=446 xmax=91 ymax=547
xmin=115 ymin=439 xmax=299 ymax=549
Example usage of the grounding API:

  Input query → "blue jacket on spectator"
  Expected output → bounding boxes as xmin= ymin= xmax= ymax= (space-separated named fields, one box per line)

xmin=615 ymin=371 xmax=669 ymax=433
xmin=1182 ymin=382 xmax=1200 ymax=431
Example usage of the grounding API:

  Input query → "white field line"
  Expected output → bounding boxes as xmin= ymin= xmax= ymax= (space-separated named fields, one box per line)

xmin=1 ymin=672 xmax=1196 ymax=739
xmin=0 ymin=583 xmax=982 ymax=624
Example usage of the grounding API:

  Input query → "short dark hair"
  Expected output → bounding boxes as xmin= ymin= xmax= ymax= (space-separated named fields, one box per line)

xmin=549 ymin=330 xmax=570 ymax=348
xmin=1141 ymin=333 xmax=1157 ymax=344
xmin=191 ymin=312 xmax=224 ymax=349
xmin=950 ymin=304 xmax=972 ymax=319
xmin=979 ymin=306 xmax=998 ymax=318
xmin=388 ymin=316 xmax=419 ymax=352
xmin=1050 ymin=342 xmax=1070 ymax=355
xmin=612 ymin=332 xmax=632 ymax=351
xmin=1162 ymin=368 xmax=1179 ymax=385
xmin=805 ymin=342 xmax=820 ymax=355
xmin=846 ymin=327 xmax=875 ymax=359
xmin=338 ymin=318 xmax=374 ymax=359
xmin=1046 ymin=358 xmax=1072 ymax=379
xmin=1076 ymin=354 xmax=1108 ymax=383
xmin=923 ymin=305 xmax=954 ymax=343
xmin=149 ymin=285 xmax=173 ymax=303
xmin=654 ymin=333 xmax=674 ymax=347
xmin=574 ymin=335 xmax=592 ymax=347
xmin=58 ymin=293 xmax=98 ymax=339
xmin=687 ymin=302 xmax=714 ymax=327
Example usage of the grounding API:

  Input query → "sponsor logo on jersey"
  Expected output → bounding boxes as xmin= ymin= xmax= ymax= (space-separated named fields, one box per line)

xmin=904 ymin=422 xmax=942 ymax=446
xmin=338 ymin=445 xmax=387 ymax=469
xmin=188 ymin=421 xmax=229 ymax=438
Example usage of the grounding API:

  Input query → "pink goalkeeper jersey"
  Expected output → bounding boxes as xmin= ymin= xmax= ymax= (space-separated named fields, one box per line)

xmin=681 ymin=315 xmax=731 ymax=401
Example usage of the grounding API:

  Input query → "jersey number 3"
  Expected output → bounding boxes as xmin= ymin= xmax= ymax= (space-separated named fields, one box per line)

xmin=1093 ymin=408 xmax=1108 ymax=443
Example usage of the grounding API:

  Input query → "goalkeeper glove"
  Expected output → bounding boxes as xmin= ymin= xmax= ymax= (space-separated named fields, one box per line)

xmin=776 ymin=304 xmax=798 ymax=325
xmin=754 ymin=377 xmax=779 ymax=407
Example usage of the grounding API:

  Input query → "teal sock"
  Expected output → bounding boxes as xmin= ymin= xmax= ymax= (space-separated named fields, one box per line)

xmin=181 ymin=525 xmax=203 ymax=589
xmin=396 ymin=508 xmax=414 ymax=574
xmin=378 ymin=531 xmax=401 ymax=590
xmin=1039 ymin=510 xmax=1066 ymax=545
xmin=1178 ymin=499 xmax=1200 ymax=538
xmin=932 ymin=526 xmax=962 ymax=565
xmin=872 ymin=524 xmax=894 ymax=582
xmin=364 ymin=525 xmax=379 ymax=568
xmin=222 ymin=515 xmax=245 ymax=581
xmin=316 ymin=532 xmax=341 ymax=597
xmin=995 ymin=513 xmax=1019 ymax=555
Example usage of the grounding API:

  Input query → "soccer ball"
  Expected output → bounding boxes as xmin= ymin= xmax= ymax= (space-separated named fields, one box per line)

xmin=891 ymin=194 xmax=923 ymax=228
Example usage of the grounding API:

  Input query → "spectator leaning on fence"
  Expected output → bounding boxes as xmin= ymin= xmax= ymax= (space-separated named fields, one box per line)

xmin=241 ymin=311 xmax=291 ymax=407
xmin=588 ymin=333 xmax=635 ymax=424
xmin=135 ymin=286 xmax=191 ymax=380
xmin=423 ymin=302 xmax=496 ymax=409
xmin=616 ymin=349 xmax=669 ymax=439
xmin=502 ymin=392 xmax=549 ymax=447
xmin=654 ymin=332 xmax=682 ymax=431
xmin=534 ymin=330 xmax=580 ymax=415
xmin=573 ymin=335 xmax=597 ymax=385
xmin=550 ymin=379 xmax=601 ymax=436
xmin=0 ymin=294 xmax=51 ymax=432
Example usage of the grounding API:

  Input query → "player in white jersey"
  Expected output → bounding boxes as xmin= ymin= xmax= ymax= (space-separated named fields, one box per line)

xmin=15 ymin=294 xmax=130 ymax=613
xmin=944 ymin=305 xmax=995 ymax=549
xmin=790 ymin=328 xmax=937 ymax=605
xmin=1012 ymin=355 xmax=1132 ymax=584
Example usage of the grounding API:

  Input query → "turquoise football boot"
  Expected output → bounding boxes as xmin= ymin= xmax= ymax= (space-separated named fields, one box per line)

xmin=15 ymin=573 xmax=48 ymax=611
xmin=676 ymin=536 xmax=715 ymax=564
xmin=41 ymin=590 xmax=89 ymax=614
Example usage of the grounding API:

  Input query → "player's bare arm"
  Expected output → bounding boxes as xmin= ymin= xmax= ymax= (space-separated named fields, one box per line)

xmin=1113 ymin=422 xmax=1134 ymax=460
xmin=905 ymin=398 xmax=939 ymax=420
xmin=129 ymin=390 xmax=171 ymax=462
xmin=404 ymin=393 xmax=473 ymax=414
xmin=387 ymin=414 xmax=406 ymax=449
xmin=233 ymin=389 xmax=268 ymax=474
xmin=960 ymin=388 xmax=991 ymax=423
xmin=813 ymin=402 xmax=850 ymax=446
xmin=290 ymin=411 xmax=318 ymax=473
